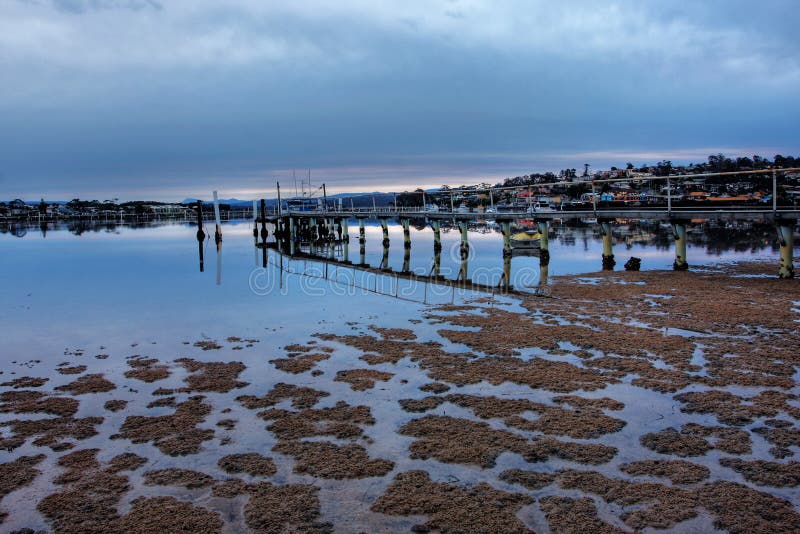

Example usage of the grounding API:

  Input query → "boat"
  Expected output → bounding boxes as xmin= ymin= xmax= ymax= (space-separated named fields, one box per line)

xmin=510 ymin=230 xmax=541 ymax=249
xmin=284 ymin=197 xmax=319 ymax=212
xmin=526 ymin=202 xmax=557 ymax=213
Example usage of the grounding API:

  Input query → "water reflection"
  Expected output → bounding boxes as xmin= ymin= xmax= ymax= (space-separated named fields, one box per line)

xmin=0 ymin=217 xmax=790 ymax=299
xmin=261 ymin=218 xmax=788 ymax=294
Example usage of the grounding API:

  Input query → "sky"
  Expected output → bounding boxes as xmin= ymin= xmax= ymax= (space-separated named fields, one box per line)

xmin=1 ymin=0 xmax=798 ymax=201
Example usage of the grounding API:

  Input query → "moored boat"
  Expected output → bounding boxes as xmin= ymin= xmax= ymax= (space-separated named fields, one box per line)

xmin=510 ymin=230 xmax=541 ymax=248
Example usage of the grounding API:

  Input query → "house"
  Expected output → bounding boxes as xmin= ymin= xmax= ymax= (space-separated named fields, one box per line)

xmin=9 ymin=199 xmax=28 ymax=217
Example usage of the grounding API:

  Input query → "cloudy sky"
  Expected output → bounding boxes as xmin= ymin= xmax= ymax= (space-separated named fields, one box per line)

xmin=1 ymin=0 xmax=798 ymax=200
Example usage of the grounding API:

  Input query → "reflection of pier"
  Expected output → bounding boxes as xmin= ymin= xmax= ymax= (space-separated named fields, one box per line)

xmin=263 ymin=243 xmax=536 ymax=304
xmin=262 ymin=208 xmax=796 ymax=278
xmin=262 ymin=213 xmax=552 ymax=293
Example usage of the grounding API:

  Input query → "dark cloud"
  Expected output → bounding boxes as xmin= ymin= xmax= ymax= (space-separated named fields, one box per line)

xmin=0 ymin=1 xmax=797 ymax=200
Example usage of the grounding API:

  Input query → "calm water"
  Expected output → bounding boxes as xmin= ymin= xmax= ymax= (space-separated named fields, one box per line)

xmin=0 ymin=218 xmax=795 ymax=532
xmin=0 ymin=218 xmax=786 ymax=346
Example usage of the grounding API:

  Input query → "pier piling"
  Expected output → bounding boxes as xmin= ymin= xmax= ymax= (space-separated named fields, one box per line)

xmin=501 ymin=221 xmax=512 ymax=257
xmin=777 ymin=222 xmax=795 ymax=279
xmin=259 ymin=200 xmax=268 ymax=242
xmin=537 ymin=221 xmax=550 ymax=266
xmin=600 ymin=220 xmax=615 ymax=270
xmin=289 ymin=216 xmax=296 ymax=256
xmin=402 ymin=219 xmax=411 ymax=249
xmin=672 ymin=222 xmax=689 ymax=271
xmin=358 ymin=218 xmax=366 ymax=266
xmin=458 ymin=221 xmax=469 ymax=282
xmin=380 ymin=219 xmax=389 ymax=248
xmin=432 ymin=220 xmax=442 ymax=253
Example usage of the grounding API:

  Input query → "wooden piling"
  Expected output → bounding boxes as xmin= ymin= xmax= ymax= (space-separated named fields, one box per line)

xmin=672 ymin=222 xmax=689 ymax=271
xmin=777 ymin=222 xmax=795 ymax=278
xmin=600 ymin=220 xmax=615 ymax=270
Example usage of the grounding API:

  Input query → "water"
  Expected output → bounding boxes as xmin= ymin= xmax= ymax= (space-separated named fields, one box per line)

xmin=0 ymin=218 xmax=793 ymax=532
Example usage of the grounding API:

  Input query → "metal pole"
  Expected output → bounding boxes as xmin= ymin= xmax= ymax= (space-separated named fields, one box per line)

xmin=773 ymin=170 xmax=777 ymax=213
xmin=323 ymin=183 xmax=328 ymax=212
xmin=276 ymin=182 xmax=282 ymax=216
xmin=591 ymin=181 xmax=597 ymax=215
xmin=667 ymin=176 xmax=672 ymax=214
xmin=450 ymin=190 xmax=454 ymax=213
xmin=372 ymin=195 xmax=377 ymax=213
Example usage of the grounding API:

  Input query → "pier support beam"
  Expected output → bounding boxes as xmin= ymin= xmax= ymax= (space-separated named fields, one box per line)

xmin=777 ymin=222 xmax=795 ymax=279
xmin=289 ymin=216 xmax=296 ymax=256
xmin=358 ymin=218 xmax=366 ymax=266
xmin=259 ymin=200 xmax=268 ymax=243
xmin=672 ymin=221 xmax=689 ymax=271
xmin=537 ymin=220 xmax=550 ymax=292
xmin=501 ymin=221 xmax=512 ymax=257
xmin=432 ymin=220 xmax=442 ymax=253
xmin=600 ymin=220 xmax=615 ymax=270
xmin=380 ymin=219 xmax=389 ymax=248
xmin=458 ymin=221 xmax=469 ymax=282
xmin=401 ymin=219 xmax=411 ymax=273
xmin=342 ymin=219 xmax=350 ymax=264
xmin=501 ymin=252 xmax=511 ymax=290
xmin=537 ymin=221 xmax=550 ymax=266
xmin=327 ymin=218 xmax=335 ymax=259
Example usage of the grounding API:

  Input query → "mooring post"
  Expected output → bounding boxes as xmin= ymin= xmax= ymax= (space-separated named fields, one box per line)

xmin=259 ymin=200 xmax=268 ymax=242
xmin=212 ymin=190 xmax=222 ymax=247
xmin=777 ymin=222 xmax=795 ymax=279
xmin=196 ymin=200 xmax=205 ymax=272
xmin=537 ymin=220 xmax=550 ymax=267
xmin=276 ymin=182 xmax=282 ymax=217
xmin=600 ymin=219 xmax=615 ymax=270
xmin=672 ymin=221 xmax=689 ymax=271
xmin=252 ymin=200 xmax=258 ymax=240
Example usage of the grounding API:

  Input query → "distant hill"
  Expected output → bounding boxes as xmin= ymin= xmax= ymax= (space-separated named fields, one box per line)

xmin=181 ymin=192 xmax=399 ymax=208
xmin=181 ymin=198 xmax=257 ymax=206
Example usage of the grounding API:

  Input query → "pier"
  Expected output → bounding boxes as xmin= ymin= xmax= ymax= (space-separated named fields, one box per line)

xmin=261 ymin=205 xmax=798 ymax=283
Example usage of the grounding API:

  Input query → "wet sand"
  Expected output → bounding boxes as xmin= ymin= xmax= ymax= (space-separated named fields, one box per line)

xmin=1 ymin=261 xmax=799 ymax=532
